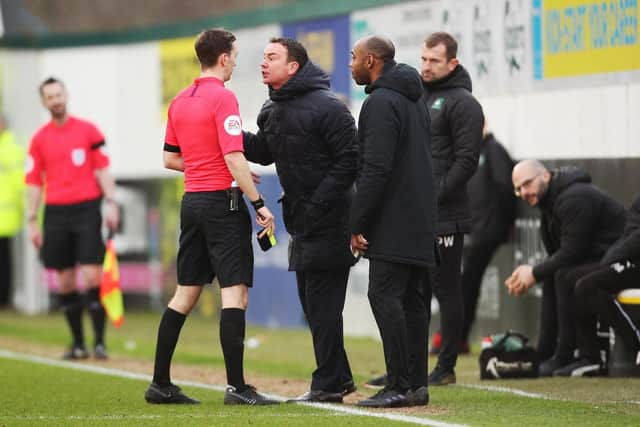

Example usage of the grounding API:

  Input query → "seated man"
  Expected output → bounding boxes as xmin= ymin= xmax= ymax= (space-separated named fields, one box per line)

xmin=555 ymin=193 xmax=640 ymax=376
xmin=506 ymin=160 xmax=625 ymax=376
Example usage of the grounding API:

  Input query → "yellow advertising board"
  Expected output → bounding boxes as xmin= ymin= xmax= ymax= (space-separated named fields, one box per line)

xmin=159 ymin=36 xmax=200 ymax=117
xmin=533 ymin=0 xmax=640 ymax=79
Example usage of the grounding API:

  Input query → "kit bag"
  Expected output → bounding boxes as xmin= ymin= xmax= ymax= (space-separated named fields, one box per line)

xmin=479 ymin=330 xmax=539 ymax=379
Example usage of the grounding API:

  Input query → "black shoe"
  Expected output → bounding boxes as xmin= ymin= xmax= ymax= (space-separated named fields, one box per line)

xmin=342 ymin=380 xmax=357 ymax=396
xmin=356 ymin=388 xmax=408 ymax=408
xmin=428 ymin=366 xmax=456 ymax=386
xmin=144 ymin=382 xmax=200 ymax=404
xmin=539 ymin=356 xmax=572 ymax=377
xmin=94 ymin=344 xmax=108 ymax=360
xmin=406 ymin=386 xmax=429 ymax=406
xmin=224 ymin=384 xmax=280 ymax=405
xmin=287 ymin=390 xmax=343 ymax=403
xmin=364 ymin=374 xmax=387 ymax=390
xmin=553 ymin=358 xmax=605 ymax=377
xmin=62 ymin=345 xmax=89 ymax=360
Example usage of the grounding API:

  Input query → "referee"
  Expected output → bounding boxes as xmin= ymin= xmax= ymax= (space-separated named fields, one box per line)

xmin=26 ymin=77 xmax=120 ymax=360
xmin=145 ymin=29 xmax=278 ymax=406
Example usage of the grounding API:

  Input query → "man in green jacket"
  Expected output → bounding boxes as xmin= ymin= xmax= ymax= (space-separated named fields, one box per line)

xmin=0 ymin=113 xmax=25 ymax=307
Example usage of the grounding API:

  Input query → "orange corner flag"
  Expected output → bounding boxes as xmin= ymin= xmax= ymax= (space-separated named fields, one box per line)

xmin=100 ymin=238 xmax=124 ymax=327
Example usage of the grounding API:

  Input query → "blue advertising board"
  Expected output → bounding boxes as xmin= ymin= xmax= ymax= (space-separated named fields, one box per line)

xmin=282 ymin=15 xmax=352 ymax=100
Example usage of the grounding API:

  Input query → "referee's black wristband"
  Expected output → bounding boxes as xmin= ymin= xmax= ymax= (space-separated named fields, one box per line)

xmin=250 ymin=196 xmax=265 ymax=211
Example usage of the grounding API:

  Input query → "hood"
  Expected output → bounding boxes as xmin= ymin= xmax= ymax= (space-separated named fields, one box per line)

xmin=540 ymin=166 xmax=592 ymax=210
xmin=269 ymin=61 xmax=330 ymax=101
xmin=365 ymin=62 xmax=424 ymax=102
xmin=422 ymin=64 xmax=473 ymax=93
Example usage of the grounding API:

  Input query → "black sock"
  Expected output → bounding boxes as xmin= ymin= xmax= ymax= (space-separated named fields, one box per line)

xmin=86 ymin=287 xmax=106 ymax=346
xmin=59 ymin=291 xmax=84 ymax=348
xmin=220 ymin=308 xmax=246 ymax=390
xmin=152 ymin=307 xmax=186 ymax=387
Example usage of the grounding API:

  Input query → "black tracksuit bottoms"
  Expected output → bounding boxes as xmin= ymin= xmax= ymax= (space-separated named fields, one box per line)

xmin=461 ymin=236 xmax=503 ymax=341
xmin=430 ymin=232 xmax=464 ymax=371
xmin=368 ymin=259 xmax=430 ymax=392
xmin=296 ymin=268 xmax=353 ymax=393
xmin=575 ymin=261 xmax=640 ymax=361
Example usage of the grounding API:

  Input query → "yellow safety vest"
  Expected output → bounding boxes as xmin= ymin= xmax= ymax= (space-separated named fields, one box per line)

xmin=0 ymin=130 xmax=25 ymax=237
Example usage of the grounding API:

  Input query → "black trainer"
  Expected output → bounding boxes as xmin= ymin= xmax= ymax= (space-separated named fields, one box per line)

xmin=553 ymin=358 xmax=605 ymax=377
xmin=406 ymin=386 xmax=429 ymax=406
xmin=224 ymin=384 xmax=280 ymax=405
xmin=364 ymin=374 xmax=387 ymax=389
xmin=342 ymin=380 xmax=357 ymax=396
xmin=356 ymin=388 xmax=408 ymax=408
xmin=428 ymin=366 xmax=456 ymax=386
xmin=539 ymin=356 xmax=573 ymax=377
xmin=287 ymin=390 xmax=343 ymax=403
xmin=144 ymin=382 xmax=200 ymax=404
xmin=94 ymin=344 xmax=108 ymax=360
xmin=62 ymin=345 xmax=89 ymax=360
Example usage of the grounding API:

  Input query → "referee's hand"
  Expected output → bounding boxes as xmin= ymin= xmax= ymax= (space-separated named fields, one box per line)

xmin=256 ymin=206 xmax=275 ymax=236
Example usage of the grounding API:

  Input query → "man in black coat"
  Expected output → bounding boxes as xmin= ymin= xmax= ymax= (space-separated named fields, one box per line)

xmin=506 ymin=160 xmax=625 ymax=375
xmin=243 ymin=38 xmax=358 ymax=403
xmin=556 ymin=193 xmax=640 ymax=376
xmin=460 ymin=129 xmax=516 ymax=348
xmin=350 ymin=35 xmax=437 ymax=408
xmin=420 ymin=31 xmax=484 ymax=386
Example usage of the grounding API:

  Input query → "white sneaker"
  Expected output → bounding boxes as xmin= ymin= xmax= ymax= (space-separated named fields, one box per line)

xmin=636 ymin=350 xmax=640 ymax=366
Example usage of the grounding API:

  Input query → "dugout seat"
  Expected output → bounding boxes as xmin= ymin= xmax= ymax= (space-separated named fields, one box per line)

xmin=608 ymin=289 xmax=640 ymax=377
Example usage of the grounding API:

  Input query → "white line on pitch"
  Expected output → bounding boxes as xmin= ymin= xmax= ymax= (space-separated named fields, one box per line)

xmin=0 ymin=349 xmax=468 ymax=427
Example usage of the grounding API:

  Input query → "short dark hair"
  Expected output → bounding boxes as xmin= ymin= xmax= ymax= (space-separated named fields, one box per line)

xmin=39 ymin=77 xmax=64 ymax=96
xmin=364 ymin=36 xmax=395 ymax=63
xmin=425 ymin=32 xmax=458 ymax=60
xmin=195 ymin=28 xmax=236 ymax=68
xmin=269 ymin=37 xmax=309 ymax=68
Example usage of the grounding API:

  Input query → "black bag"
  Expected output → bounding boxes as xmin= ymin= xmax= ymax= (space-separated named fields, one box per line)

xmin=479 ymin=330 xmax=539 ymax=379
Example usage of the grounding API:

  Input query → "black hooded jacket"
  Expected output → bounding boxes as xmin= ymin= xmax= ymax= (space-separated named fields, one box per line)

xmin=467 ymin=133 xmax=516 ymax=242
xmin=351 ymin=62 xmax=437 ymax=267
xmin=601 ymin=193 xmax=640 ymax=265
xmin=243 ymin=61 xmax=358 ymax=272
xmin=532 ymin=167 xmax=626 ymax=281
xmin=423 ymin=65 xmax=484 ymax=234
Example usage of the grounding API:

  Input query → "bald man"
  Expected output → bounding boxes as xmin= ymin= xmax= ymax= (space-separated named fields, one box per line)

xmin=350 ymin=36 xmax=436 ymax=407
xmin=506 ymin=160 xmax=625 ymax=376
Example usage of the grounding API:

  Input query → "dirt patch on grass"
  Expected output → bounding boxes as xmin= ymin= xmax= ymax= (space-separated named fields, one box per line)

xmin=0 ymin=335 xmax=447 ymax=416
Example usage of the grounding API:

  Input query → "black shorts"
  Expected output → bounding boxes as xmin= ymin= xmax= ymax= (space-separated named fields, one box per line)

xmin=42 ymin=198 xmax=105 ymax=270
xmin=177 ymin=191 xmax=254 ymax=287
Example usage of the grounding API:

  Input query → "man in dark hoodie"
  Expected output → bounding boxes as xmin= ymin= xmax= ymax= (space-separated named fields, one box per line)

xmin=243 ymin=38 xmax=358 ymax=403
xmin=506 ymin=160 xmax=625 ymax=376
xmin=564 ymin=193 xmax=640 ymax=376
xmin=350 ymin=35 xmax=437 ymax=408
xmin=420 ymin=31 xmax=484 ymax=386
xmin=460 ymin=125 xmax=516 ymax=349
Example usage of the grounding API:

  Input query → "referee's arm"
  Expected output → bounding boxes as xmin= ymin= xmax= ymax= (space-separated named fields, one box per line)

xmin=163 ymin=151 xmax=184 ymax=172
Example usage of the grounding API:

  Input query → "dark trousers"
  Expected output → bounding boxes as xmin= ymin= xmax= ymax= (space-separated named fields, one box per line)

xmin=296 ymin=268 xmax=353 ymax=392
xmin=0 ymin=237 xmax=11 ymax=306
xmin=368 ymin=259 xmax=429 ymax=391
xmin=430 ymin=232 xmax=464 ymax=371
xmin=536 ymin=262 xmax=598 ymax=360
xmin=461 ymin=236 xmax=502 ymax=341
xmin=554 ymin=261 xmax=601 ymax=359
xmin=575 ymin=261 xmax=640 ymax=361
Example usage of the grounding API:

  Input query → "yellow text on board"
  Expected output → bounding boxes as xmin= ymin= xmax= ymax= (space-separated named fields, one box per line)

xmin=160 ymin=37 xmax=200 ymax=118
xmin=543 ymin=0 xmax=639 ymax=77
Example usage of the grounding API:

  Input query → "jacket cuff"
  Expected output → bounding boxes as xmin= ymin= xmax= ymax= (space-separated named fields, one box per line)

xmin=532 ymin=263 xmax=550 ymax=282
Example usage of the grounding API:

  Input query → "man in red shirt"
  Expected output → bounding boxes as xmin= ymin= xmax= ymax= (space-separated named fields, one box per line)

xmin=26 ymin=77 xmax=120 ymax=360
xmin=145 ymin=28 xmax=278 ymax=406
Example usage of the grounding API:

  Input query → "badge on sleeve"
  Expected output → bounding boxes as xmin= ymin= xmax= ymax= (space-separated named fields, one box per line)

xmin=71 ymin=148 xmax=86 ymax=166
xmin=224 ymin=115 xmax=242 ymax=136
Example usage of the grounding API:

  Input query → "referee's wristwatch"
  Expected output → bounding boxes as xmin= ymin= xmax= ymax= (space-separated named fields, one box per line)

xmin=250 ymin=196 xmax=265 ymax=211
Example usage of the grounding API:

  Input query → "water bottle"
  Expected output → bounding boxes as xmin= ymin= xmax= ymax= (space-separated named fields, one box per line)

xmin=229 ymin=181 xmax=239 ymax=211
